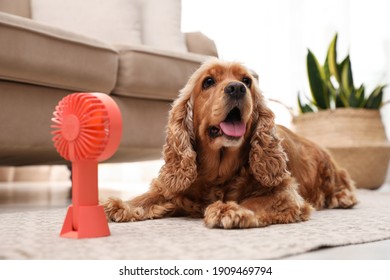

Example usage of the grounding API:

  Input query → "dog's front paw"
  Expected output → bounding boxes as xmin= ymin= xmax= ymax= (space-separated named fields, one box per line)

xmin=328 ymin=188 xmax=358 ymax=209
xmin=204 ymin=201 xmax=263 ymax=229
xmin=103 ymin=197 xmax=144 ymax=222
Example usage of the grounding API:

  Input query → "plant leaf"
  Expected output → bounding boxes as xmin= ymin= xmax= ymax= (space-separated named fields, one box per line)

xmin=340 ymin=55 xmax=358 ymax=108
xmin=307 ymin=49 xmax=329 ymax=109
xmin=327 ymin=33 xmax=340 ymax=83
xmin=341 ymin=55 xmax=354 ymax=96
xmin=337 ymin=56 xmax=348 ymax=78
xmin=355 ymin=84 xmax=365 ymax=108
xmin=325 ymin=80 xmax=337 ymax=108
xmin=348 ymin=88 xmax=360 ymax=107
xmin=335 ymin=88 xmax=348 ymax=108
xmin=298 ymin=93 xmax=314 ymax=113
xmin=365 ymin=85 xmax=386 ymax=109
xmin=324 ymin=52 xmax=331 ymax=81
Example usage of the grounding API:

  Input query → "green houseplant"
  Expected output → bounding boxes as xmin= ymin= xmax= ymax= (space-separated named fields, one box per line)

xmin=298 ymin=33 xmax=386 ymax=113
xmin=293 ymin=34 xmax=390 ymax=189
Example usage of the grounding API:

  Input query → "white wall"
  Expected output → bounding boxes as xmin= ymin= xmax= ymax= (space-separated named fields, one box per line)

xmin=182 ymin=0 xmax=390 ymax=135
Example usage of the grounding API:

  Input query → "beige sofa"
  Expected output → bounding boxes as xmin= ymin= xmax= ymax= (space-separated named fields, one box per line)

xmin=0 ymin=0 xmax=217 ymax=166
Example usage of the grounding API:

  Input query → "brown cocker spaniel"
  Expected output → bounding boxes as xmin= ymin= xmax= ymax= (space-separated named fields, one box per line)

xmin=104 ymin=59 xmax=357 ymax=229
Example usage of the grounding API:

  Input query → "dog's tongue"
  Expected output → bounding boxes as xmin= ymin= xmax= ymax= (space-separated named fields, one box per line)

xmin=219 ymin=121 xmax=246 ymax=137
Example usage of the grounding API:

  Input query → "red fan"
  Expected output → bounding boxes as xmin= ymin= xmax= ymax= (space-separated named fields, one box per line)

xmin=51 ymin=92 xmax=122 ymax=238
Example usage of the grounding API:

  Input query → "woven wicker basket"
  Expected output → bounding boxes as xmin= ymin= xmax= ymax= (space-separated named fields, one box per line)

xmin=292 ymin=108 xmax=390 ymax=189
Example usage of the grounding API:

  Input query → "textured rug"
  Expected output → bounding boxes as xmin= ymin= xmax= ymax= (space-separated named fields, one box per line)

xmin=1 ymin=190 xmax=389 ymax=260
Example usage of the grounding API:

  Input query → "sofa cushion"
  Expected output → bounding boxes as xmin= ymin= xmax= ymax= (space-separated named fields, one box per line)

xmin=0 ymin=0 xmax=31 ymax=18
xmin=142 ymin=0 xmax=187 ymax=53
xmin=31 ymin=0 xmax=142 ymax=45
xmin=113 ymin=44 xmax=210 ymax=101
xmin=0 ymin=12 xmax=118 ymax=93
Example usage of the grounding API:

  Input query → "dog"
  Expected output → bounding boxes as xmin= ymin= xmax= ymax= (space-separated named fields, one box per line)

xmin=104 ymin=58 xmax=357 ymax=229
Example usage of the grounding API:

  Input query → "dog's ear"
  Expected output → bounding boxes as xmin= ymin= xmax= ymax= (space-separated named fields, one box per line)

xmin=157 ymin=86 xmax=197 ymax=198
xmin=249 ymin=87 xmax=290 ymax=187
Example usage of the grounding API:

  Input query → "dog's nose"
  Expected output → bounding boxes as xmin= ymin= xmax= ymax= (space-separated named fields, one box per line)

xmin=224 ymin=82 xmax=246 ymax=99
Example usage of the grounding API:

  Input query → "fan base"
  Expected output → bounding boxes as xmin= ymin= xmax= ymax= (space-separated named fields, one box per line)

xmin=60 ymin=205 xmax=110 ymax=239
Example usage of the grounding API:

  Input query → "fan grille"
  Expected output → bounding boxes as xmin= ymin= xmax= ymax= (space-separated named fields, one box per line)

xmin=51 ymin=93 xmax=110 ymax=161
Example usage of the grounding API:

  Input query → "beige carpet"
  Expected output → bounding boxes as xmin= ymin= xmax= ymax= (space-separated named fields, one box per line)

xmin=1 ymin=190 xmax=389 ymax=260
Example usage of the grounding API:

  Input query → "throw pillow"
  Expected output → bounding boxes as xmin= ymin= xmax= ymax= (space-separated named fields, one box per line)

xmin=31 ymin=0 xmax=142 ymax=45
xmin=142 ymin=0 xmax=187 ymax=52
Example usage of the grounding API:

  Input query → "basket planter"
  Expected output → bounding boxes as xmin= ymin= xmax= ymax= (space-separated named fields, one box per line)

xmin=292 ymin=108 xmax=390 ymax=189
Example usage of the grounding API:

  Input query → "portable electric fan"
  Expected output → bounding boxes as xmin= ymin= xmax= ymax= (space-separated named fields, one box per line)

xmin=51 ymin=92 xmax=122 ymax=238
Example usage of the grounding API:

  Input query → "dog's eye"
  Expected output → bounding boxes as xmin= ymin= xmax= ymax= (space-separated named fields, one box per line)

xmin=202 ymin=77 xmax=216 ymax=90
xmin=242 ymin=77 xmax=252 ymax=88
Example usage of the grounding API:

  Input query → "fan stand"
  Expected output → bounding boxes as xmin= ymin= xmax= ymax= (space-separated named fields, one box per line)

xmin=60 ymin=160 xmax=110 ymax=238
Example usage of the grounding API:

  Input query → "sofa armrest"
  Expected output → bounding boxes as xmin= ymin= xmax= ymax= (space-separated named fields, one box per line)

xmin=0 ymin=12 xmax=118 ymax=93
xmin=185 ymin=32 xmax=218 ymax=57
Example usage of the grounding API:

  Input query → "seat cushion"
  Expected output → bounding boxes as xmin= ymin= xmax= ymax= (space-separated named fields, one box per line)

xmin=114 ymin=44 xmax=210 ymax=101
xmin=0 ymin=12 xmax=118 ymax=93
